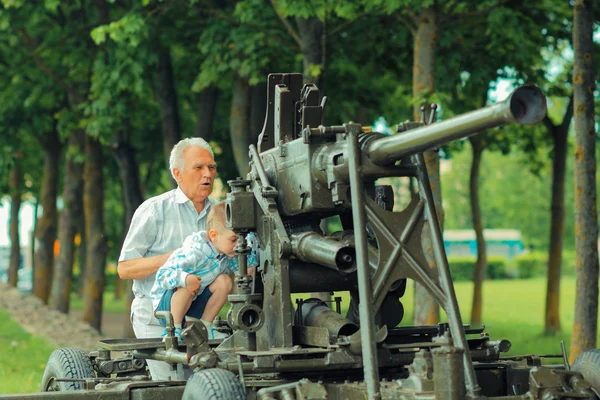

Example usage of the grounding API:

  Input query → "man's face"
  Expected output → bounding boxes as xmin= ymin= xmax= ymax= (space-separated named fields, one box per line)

xmin=174 ymin=146 xmax=217 ymax=203
xmin=210 ymin=229 xmax=238 ymax=257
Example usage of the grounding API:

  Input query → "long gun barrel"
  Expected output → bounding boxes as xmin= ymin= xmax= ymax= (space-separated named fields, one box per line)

xmin=365 ymin=85 xmax=546 ymax=165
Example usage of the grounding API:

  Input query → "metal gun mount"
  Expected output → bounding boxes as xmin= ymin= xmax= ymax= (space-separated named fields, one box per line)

xmin=35 ymin=74 xmax=598 ymax=400
xmin=223 ymin=73 xmax=548 ymax=399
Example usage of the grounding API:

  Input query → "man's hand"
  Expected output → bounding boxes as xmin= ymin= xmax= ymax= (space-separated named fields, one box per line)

xmin=185 ymin=275 xmax=201 ymax=296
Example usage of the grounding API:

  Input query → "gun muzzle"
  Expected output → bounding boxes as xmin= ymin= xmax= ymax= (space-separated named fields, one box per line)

xmin=366 ymin=85 xmax=547 ymax=165
xmin=291 ymin=232 xmax=357 ymax=273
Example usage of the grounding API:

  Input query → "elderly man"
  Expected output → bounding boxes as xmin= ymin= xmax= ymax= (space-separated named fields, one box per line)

xmin=118 ymin=137 xmax=231 ymax=380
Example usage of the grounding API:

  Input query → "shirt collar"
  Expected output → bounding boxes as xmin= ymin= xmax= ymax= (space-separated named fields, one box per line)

xmin=175 ymin=187 xmax=214 ymax=214
xmin=174 ymin=186 xmax=191 ymax=204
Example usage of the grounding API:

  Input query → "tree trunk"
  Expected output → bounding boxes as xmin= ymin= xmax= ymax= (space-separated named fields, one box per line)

xmin=469 ymin=136 xmax=486 ymax=326
xmin=230 ymin=76 xmax=252 ymax=176
xmin=33 ymin=128 xmax=61 ymax=304
xmin=8 ymin=152 xmax=23 ymax=288
xmin=570 ymin=0 xmax=598 ymax=363
xmin=296 ymin=18 xmax=330 ymax=303
xmin=82 ymin=136 xmax=108 ymax=332
xmin=412 ymin=6 xmax=441 ymax=326
xmin=544 ymin=99 xmax=573 ymax=335
xmin=156 ymin=47 xmax=181 ymax=171
xmin=296 ymin=17 xmax=325 ymax=89
xmin=50 ymin=130 xmax=85 ymax=312
xmin=76 ymin=209 xmax=86 ymax=297
xmin=112 ymin=130 xmax=144 ymax=337
xmin=194 ymin=85 xmax=218 ymax=141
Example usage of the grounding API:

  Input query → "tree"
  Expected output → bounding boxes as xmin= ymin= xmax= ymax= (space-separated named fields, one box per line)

xmin=570 ymin=0 xmax=598 ymax=363
xmin=33 ymin=121 xmax=62 ymax=303
xmin=468 ymin=135 xmax=487 ymax=326
xmin=406 ymin=4 xmax=442 ymax=326
xmin=51 ymin=129 xmax=84 ymax=312
xmin=155 ymin=47 xmax=182 ymax=171
xmin=543 ymin=96 xmax=573 ymax=335
xmin=8 ymin=150 xmax=23 ymax=288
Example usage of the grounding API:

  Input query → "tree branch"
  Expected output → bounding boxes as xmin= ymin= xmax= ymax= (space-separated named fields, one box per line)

xmin=328 ymin=16 xmax=361 ymax=37
xmin=543 ymin=115 xmax=557 ymax=134
xmin=207 ymin=10 xmax=300 ymax=53
xmin=559 ymin=95 xmax=574 ymax=132
xmin=17 ymin=29 xmax=72 ymax=94
xmin=395 ymin=13 xmax=416 ymax=36
xmin=440 ymin=0 xmax=510 ymax=26
xmin=270 ymin=0 xmax=303 ymax=47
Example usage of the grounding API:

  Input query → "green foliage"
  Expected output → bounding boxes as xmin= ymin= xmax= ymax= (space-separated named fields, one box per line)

xmin=448 ymin=255 xmax=508 ymax=281
xmin=487 ymin=256 xmax=509 ymax=280
xmin=192 ymin=2 xmax=296 ymax=91
xmin=513 ymin=251 xmax=577 ymax=279
xmin=514 ymin=252 xmax=547 ymax=279
xmin=441 ymin=139 xmax=585 ymax=252
xmin=91 ymin=13 xmax=148 ymax=47
xmin=448 ymin=256 xmax=476 ymax=281
xmin=561 ymin=250 xmax=576 ymax=277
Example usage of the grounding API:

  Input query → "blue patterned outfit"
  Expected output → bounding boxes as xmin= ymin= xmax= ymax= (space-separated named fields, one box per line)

xmin=150 ymin=231 xmax=258 ymax=314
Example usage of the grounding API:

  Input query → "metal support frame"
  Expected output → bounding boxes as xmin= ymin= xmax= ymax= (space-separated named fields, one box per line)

xmin=347 ymin=124 xmax=381 ymax=400
xmin=413 ymin=152 xmax=481 ymax=398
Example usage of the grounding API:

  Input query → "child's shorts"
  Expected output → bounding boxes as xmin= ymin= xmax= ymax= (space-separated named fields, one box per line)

xmin=155 ymin=287 xmax=213 ymax=327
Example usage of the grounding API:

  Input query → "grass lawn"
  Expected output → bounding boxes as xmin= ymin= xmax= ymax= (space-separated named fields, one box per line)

xmin=70 ymin=291 xmax=128 ymax=314
xmin=1 ymin=276 xmax=596 ymax=394
xmin=0 ymin=309 xmax=56 ymax=394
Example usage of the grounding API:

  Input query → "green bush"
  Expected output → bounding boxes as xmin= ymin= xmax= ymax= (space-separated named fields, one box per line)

xmin=486 ymin=256 xmax=508 ymax=280
xmin=448 ymin=255 xmax=508 ymax=281
xmin=514 ymin=252 xmax=546 ymax=279
xmin=71 ymin=269 xmax=120 ymax=292
xmin=448 ymin=256 xmax=475 ymax=281
xmin=561 ymin=250 xmax=576 ymax=277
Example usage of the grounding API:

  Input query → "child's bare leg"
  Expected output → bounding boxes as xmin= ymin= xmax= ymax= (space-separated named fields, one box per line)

xmin=201 ymin=274 xmax=233 ymax=322
xmin=170 ymin=288 xmax=194 ymax=325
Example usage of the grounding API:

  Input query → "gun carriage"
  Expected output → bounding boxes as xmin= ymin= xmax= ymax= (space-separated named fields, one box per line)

xmin=24 ymin=73 xmax=600 ymax=400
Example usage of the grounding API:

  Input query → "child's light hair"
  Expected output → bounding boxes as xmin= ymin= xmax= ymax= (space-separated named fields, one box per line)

xmin=207 ymin=201 xmax=228 ymax=233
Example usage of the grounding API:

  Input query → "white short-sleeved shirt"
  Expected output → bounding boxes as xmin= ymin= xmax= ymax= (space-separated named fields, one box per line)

xmin=119 ymin=187 xmax=214 ymax=298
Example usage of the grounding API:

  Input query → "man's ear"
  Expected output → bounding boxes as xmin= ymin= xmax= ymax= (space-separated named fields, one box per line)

xmin=173 ymin=168 xmax=182 ymax=182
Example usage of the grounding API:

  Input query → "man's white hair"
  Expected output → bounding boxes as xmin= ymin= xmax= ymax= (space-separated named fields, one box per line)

xmin=169 ymin=137 xmax=214 ymax=180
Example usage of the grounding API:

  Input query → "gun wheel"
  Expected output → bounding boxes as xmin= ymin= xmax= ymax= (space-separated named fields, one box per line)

xmin=183 ymin=368 xmax=245 ymax=400
xmin=572 ymin=348 xmax=600 ymax=393
xmin=41 ymin=348 xmax=95 ymax=392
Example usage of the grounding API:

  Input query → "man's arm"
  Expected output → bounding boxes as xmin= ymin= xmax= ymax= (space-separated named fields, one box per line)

xmin=118 ymin=202 xmax=165 ymax=280
xmin=117 ymin=252 xmax=173 ymax=280
xmin=155 ymin=236 xmax=210 ymax=290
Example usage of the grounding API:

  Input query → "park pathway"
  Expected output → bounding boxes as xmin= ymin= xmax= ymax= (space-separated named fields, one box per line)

xmin=0 ymin=283 xmax=129 ymax=351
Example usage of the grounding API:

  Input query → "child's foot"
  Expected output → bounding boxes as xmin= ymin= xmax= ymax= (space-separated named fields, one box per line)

xmin=161 ymin=328 xmax=183 ymax=342
xmin=208 ymin=327 xmax=229 ymax=340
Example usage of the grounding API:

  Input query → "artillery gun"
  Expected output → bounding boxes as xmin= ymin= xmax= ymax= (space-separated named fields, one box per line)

xmin=22 ymin=73 xmax=600 ymax=400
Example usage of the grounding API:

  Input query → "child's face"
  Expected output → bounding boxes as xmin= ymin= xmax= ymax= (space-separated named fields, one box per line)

xmin=209 ymin=228 xmax=238 ymax=257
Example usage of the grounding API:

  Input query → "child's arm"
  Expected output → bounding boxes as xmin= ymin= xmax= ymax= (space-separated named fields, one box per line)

xmin=155 ymin=234 xmax=210 ymax=290
xmin=155 ymin=247 xmax=191 ymax=290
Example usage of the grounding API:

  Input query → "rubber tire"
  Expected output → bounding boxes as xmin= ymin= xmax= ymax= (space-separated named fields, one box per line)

xmin=182 ymin=369 xmax=246 ymax=400
xmin=41 ymin=348 xmax=95 ymax=392
xmin=572 ymin=348 xmax=600 ymax=392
